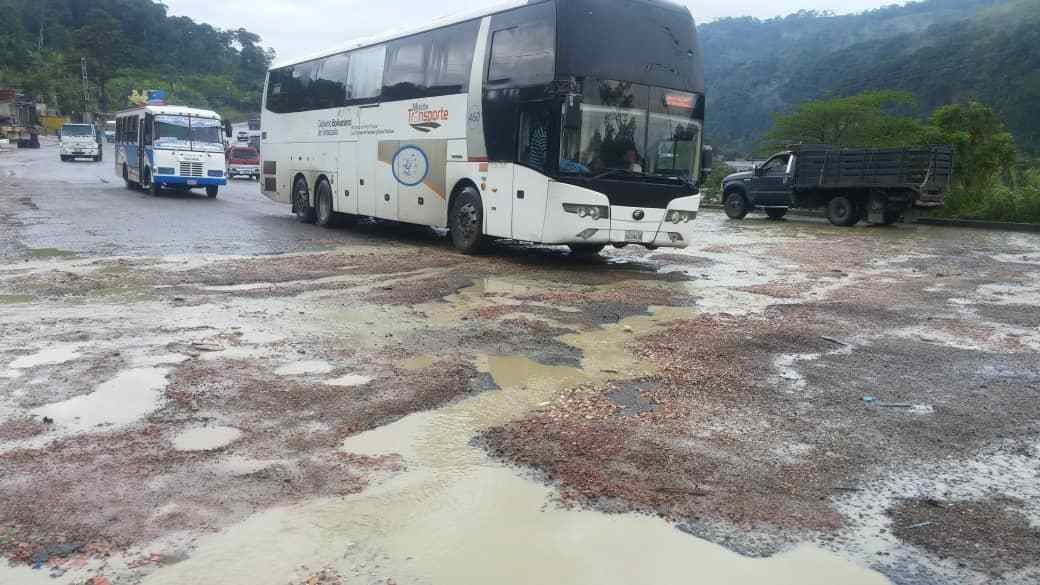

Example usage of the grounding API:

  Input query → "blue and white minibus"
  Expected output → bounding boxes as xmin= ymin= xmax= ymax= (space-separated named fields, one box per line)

xmin=115 ymin=105 xmax=231 ymax=198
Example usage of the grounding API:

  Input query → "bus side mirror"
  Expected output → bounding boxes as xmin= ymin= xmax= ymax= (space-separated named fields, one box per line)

xmin=224 ymin=120 xmax=233 ymax=138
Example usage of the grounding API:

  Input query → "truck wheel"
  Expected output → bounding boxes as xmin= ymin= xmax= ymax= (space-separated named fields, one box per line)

xmin=315 ymin=179 xmax=338 ymax=227
xmin=449 ymin=186 xmax=486 ymax=254
xmin=881 ymin=211 xmax=901 ymax=225
xmin=765 ymin=208 xmax=788 ymax=220
xmin=206 ymin=185 xmax=219 ymax=198
xmin=827 ymin=196 xmax=860 ymax=227
xmin=724 ymin=191 xmax=749 ymax=219
xmin=292 ymin=176 xmax=316 ymax=223
xmin=60 ymin=155 xmax=69 ymax=162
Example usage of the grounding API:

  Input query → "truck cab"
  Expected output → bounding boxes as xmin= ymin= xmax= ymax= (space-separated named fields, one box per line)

xmin=59 ymin=123 xmax=102 ymax=162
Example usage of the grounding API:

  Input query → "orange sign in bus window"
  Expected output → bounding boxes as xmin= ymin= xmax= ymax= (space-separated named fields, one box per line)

xmin=664 ymin=94 xmax=694 ymax=109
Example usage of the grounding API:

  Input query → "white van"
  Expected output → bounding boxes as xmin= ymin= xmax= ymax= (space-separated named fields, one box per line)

xmin=59 ymin=123 xmax=102 ymax=162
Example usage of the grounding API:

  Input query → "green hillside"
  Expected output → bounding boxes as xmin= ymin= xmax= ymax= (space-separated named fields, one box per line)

xmin=0 ymin=0 xmax=272 ymax=119
xmin=699 ymin=0 xmax=1039 ymax=156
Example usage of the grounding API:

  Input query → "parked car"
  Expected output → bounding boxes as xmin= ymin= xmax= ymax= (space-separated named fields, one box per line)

xmin=227 ymin=146 xmax=260 ymax=180
xmin=721 ymin=144 xmax=953 ymax=226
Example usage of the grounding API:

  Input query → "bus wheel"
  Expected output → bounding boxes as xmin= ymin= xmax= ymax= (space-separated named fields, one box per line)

xmin=292 ymin=176 xmax=316 ymax=223
xmin=315 ymin=179 xmax=338 ymax=227
xmin=449 ymin=186 xmax=485 ymax=254
xmin=568 ymin=244 xmax=606 ymax=257
xmin=724 ymin=191 xmax=749 ymax=219
xmin=206 ymin=185 xmax=219 ymax=198
xmin=827 ymin=196 xmax=860 ymax=226
xmin=144 ymin=170 xmax=160 ymax=196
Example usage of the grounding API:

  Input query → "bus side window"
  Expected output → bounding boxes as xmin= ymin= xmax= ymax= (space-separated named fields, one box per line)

xmin=487 ymin=6 xmax=555 ymax=87
xmin=518 ymin=104 xmax=554 ymax=172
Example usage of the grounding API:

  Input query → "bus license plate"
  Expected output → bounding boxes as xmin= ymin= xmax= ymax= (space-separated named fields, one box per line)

xmin=625 ymin=230 xmax=642 ymax=242
xmin=187 ymin=180 xmax=198 ymax=186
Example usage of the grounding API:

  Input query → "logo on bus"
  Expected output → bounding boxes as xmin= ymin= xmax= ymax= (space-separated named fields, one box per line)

xmin=408 ymin=102 xmax=448 ymax=133
xmin=392 ymin=146 xmax=429 ymax=187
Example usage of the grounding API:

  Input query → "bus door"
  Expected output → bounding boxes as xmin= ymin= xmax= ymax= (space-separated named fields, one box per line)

xmin=140 ymin=113 xmax=153 ymax=175
xmin=484 ymin=163 xmax=513 ymax=237
xmin=512 ymin=102 xmax=553 ymax=242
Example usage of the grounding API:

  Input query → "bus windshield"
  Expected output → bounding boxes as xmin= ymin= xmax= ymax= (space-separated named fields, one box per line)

xmin=560 ymin=81 xmax=702 ymax=183
xmin=154 ymin=115 xmax=224 ymax=152
xmin=62 ymin=124 xmax=95 ymax=137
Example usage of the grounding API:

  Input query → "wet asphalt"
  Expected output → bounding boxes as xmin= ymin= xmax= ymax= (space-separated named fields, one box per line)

xmin=1 ymin=138 xmax=377 ymax=258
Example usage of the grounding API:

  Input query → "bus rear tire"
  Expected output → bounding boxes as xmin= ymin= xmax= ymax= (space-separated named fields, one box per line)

xmin=449 ymin=186 xmax=485 ymax=254
xmin=206 ymin=185 xmax=219 ymax=198
xmin=293 ymin=176 xmax=316 ymax=223
xmin=315 ymin=179 xmax=338 ymax=227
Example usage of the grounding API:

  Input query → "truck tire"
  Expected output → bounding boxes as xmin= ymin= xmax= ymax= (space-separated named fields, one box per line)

xmin=724 ymin=191 xmax=749 ymax=219
xmin=206 ymin=185 xmax=219 ymax=198
xmin=765 ymin=208 xmax=788 ymax=220
xmin=827 ymin=196 xmax=860 ymax=227
xmin=880 ymin=211 xmax=901 ymax=225
xmin=449 ymin=186 xmax=486 ymax=254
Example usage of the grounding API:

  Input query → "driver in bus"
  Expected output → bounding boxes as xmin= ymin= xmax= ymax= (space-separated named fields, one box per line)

xmin=623 ymin=147 xmax=644 ymax=173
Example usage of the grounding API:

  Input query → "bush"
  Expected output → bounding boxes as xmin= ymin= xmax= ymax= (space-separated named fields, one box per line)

xmin=700 ymin=162 xmax=738 ymax=203
xmin=939 ymin=167 xmax=1040 ymax=223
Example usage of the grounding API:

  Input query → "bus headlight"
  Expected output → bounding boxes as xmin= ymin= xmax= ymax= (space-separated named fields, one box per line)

xmin=666 ymin=210 xmax=697 ymax=224
xmin=563 ymin=204 xmax=609 ymax=220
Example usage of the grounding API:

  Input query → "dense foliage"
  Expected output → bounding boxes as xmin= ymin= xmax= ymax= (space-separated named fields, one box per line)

xmin=0 ymin=0 xmax=272 ymax=119
xmin=699 ymin=0 xmax=1040 ymax=156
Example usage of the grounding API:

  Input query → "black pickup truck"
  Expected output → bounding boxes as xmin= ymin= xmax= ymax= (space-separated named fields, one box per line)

xmin=721 ymin=145 xmax=954 ymax=226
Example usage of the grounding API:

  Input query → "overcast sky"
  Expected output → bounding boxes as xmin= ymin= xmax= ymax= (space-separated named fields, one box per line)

xmin=163 ymin=0 xmax=908 ymax=64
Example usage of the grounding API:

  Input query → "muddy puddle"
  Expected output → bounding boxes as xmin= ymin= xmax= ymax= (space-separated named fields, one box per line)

xmin=127 ymin=305 xmax=888 ymax=585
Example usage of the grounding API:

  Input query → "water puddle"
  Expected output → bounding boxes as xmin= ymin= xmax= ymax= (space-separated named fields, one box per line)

xmin=323 ymin=374 xmax=372 ymax=387
xmin=136 ymin=306 xmax=887 ymax=585
xmin=0 ymin=294 xmax=33 ymax=305
xmin=32 ymin=367 xmax=169 ymax=434
xmin=173 ymin=425 xmax=242 ymax=451
xmin=28 ymin=247 xmax=77 ymax=259
xmin=8 ymin=343 xmax=85 ymax=370
xmin=399 ymin=355 xmax=436 ymax=371
xmin=274 ymin=360 xmax=334 ymax=376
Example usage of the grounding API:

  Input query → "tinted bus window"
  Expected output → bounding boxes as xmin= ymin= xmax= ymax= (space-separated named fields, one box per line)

xmin=347 ymin=45 xmax=386 ymax=101
xmin=266 ymin=67 xmax=292 ymax=113
xmin=488 ymin=9 xmax=554 ymax=87
xmin=288 ymin=61 xmax=318 ymax=112
xmin=382 ymin=21 xmax=478 ymax=100
xmin=314 ymin=53 xmax=350 ymax=109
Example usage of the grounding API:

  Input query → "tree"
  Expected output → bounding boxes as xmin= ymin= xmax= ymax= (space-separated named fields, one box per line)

xmin=922 ymin=101 xmax=1017 ymax=192
xmin=760 ymin=90 xmax=928 ymax=151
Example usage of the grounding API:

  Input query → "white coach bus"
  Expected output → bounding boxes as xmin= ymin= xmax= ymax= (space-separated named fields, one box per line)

xmin=261 ymin=0 xmax=707 ymax=254
xmin=115 ymin=105 xmax=231 ymax=198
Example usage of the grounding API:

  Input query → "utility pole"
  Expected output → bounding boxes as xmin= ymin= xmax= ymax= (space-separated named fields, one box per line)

xmin=81 ymin=57 xmax=91 ymax=122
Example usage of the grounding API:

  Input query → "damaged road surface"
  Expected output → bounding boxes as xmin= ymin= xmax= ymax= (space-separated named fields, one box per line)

xmin=2 ymin=144 xmax=1040 ymax=585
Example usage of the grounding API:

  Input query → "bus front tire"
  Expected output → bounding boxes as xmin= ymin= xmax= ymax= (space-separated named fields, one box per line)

xmin=144 ymin=170 xmax=160 ymax=196
xmin=206 ymin=185 xmax=219 ymax=198
xmin=315 ymin=179 xmax=337 ymax=227
xmin=292 ymin=176 xmax=316 ymax=223
xmin=449 ymin=187 xmax=485 ymax=254
xmin=724 ymin=191 xmax=749 ymax=219
xmin=827 ymin=196 xmax=860 ymax=226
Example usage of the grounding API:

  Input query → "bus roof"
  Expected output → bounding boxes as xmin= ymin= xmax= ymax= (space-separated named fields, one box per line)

xmin=115 ymin=105 xmax=222 ymax=119
xmin=271 ymin=0 xmax=529 ymax=69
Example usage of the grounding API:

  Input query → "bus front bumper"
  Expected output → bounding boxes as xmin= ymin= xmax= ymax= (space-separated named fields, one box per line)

xmin=542 ymin=187 xmax=702 ymax=249
xmin=153 ymin=176 xmax=227 ymax=188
